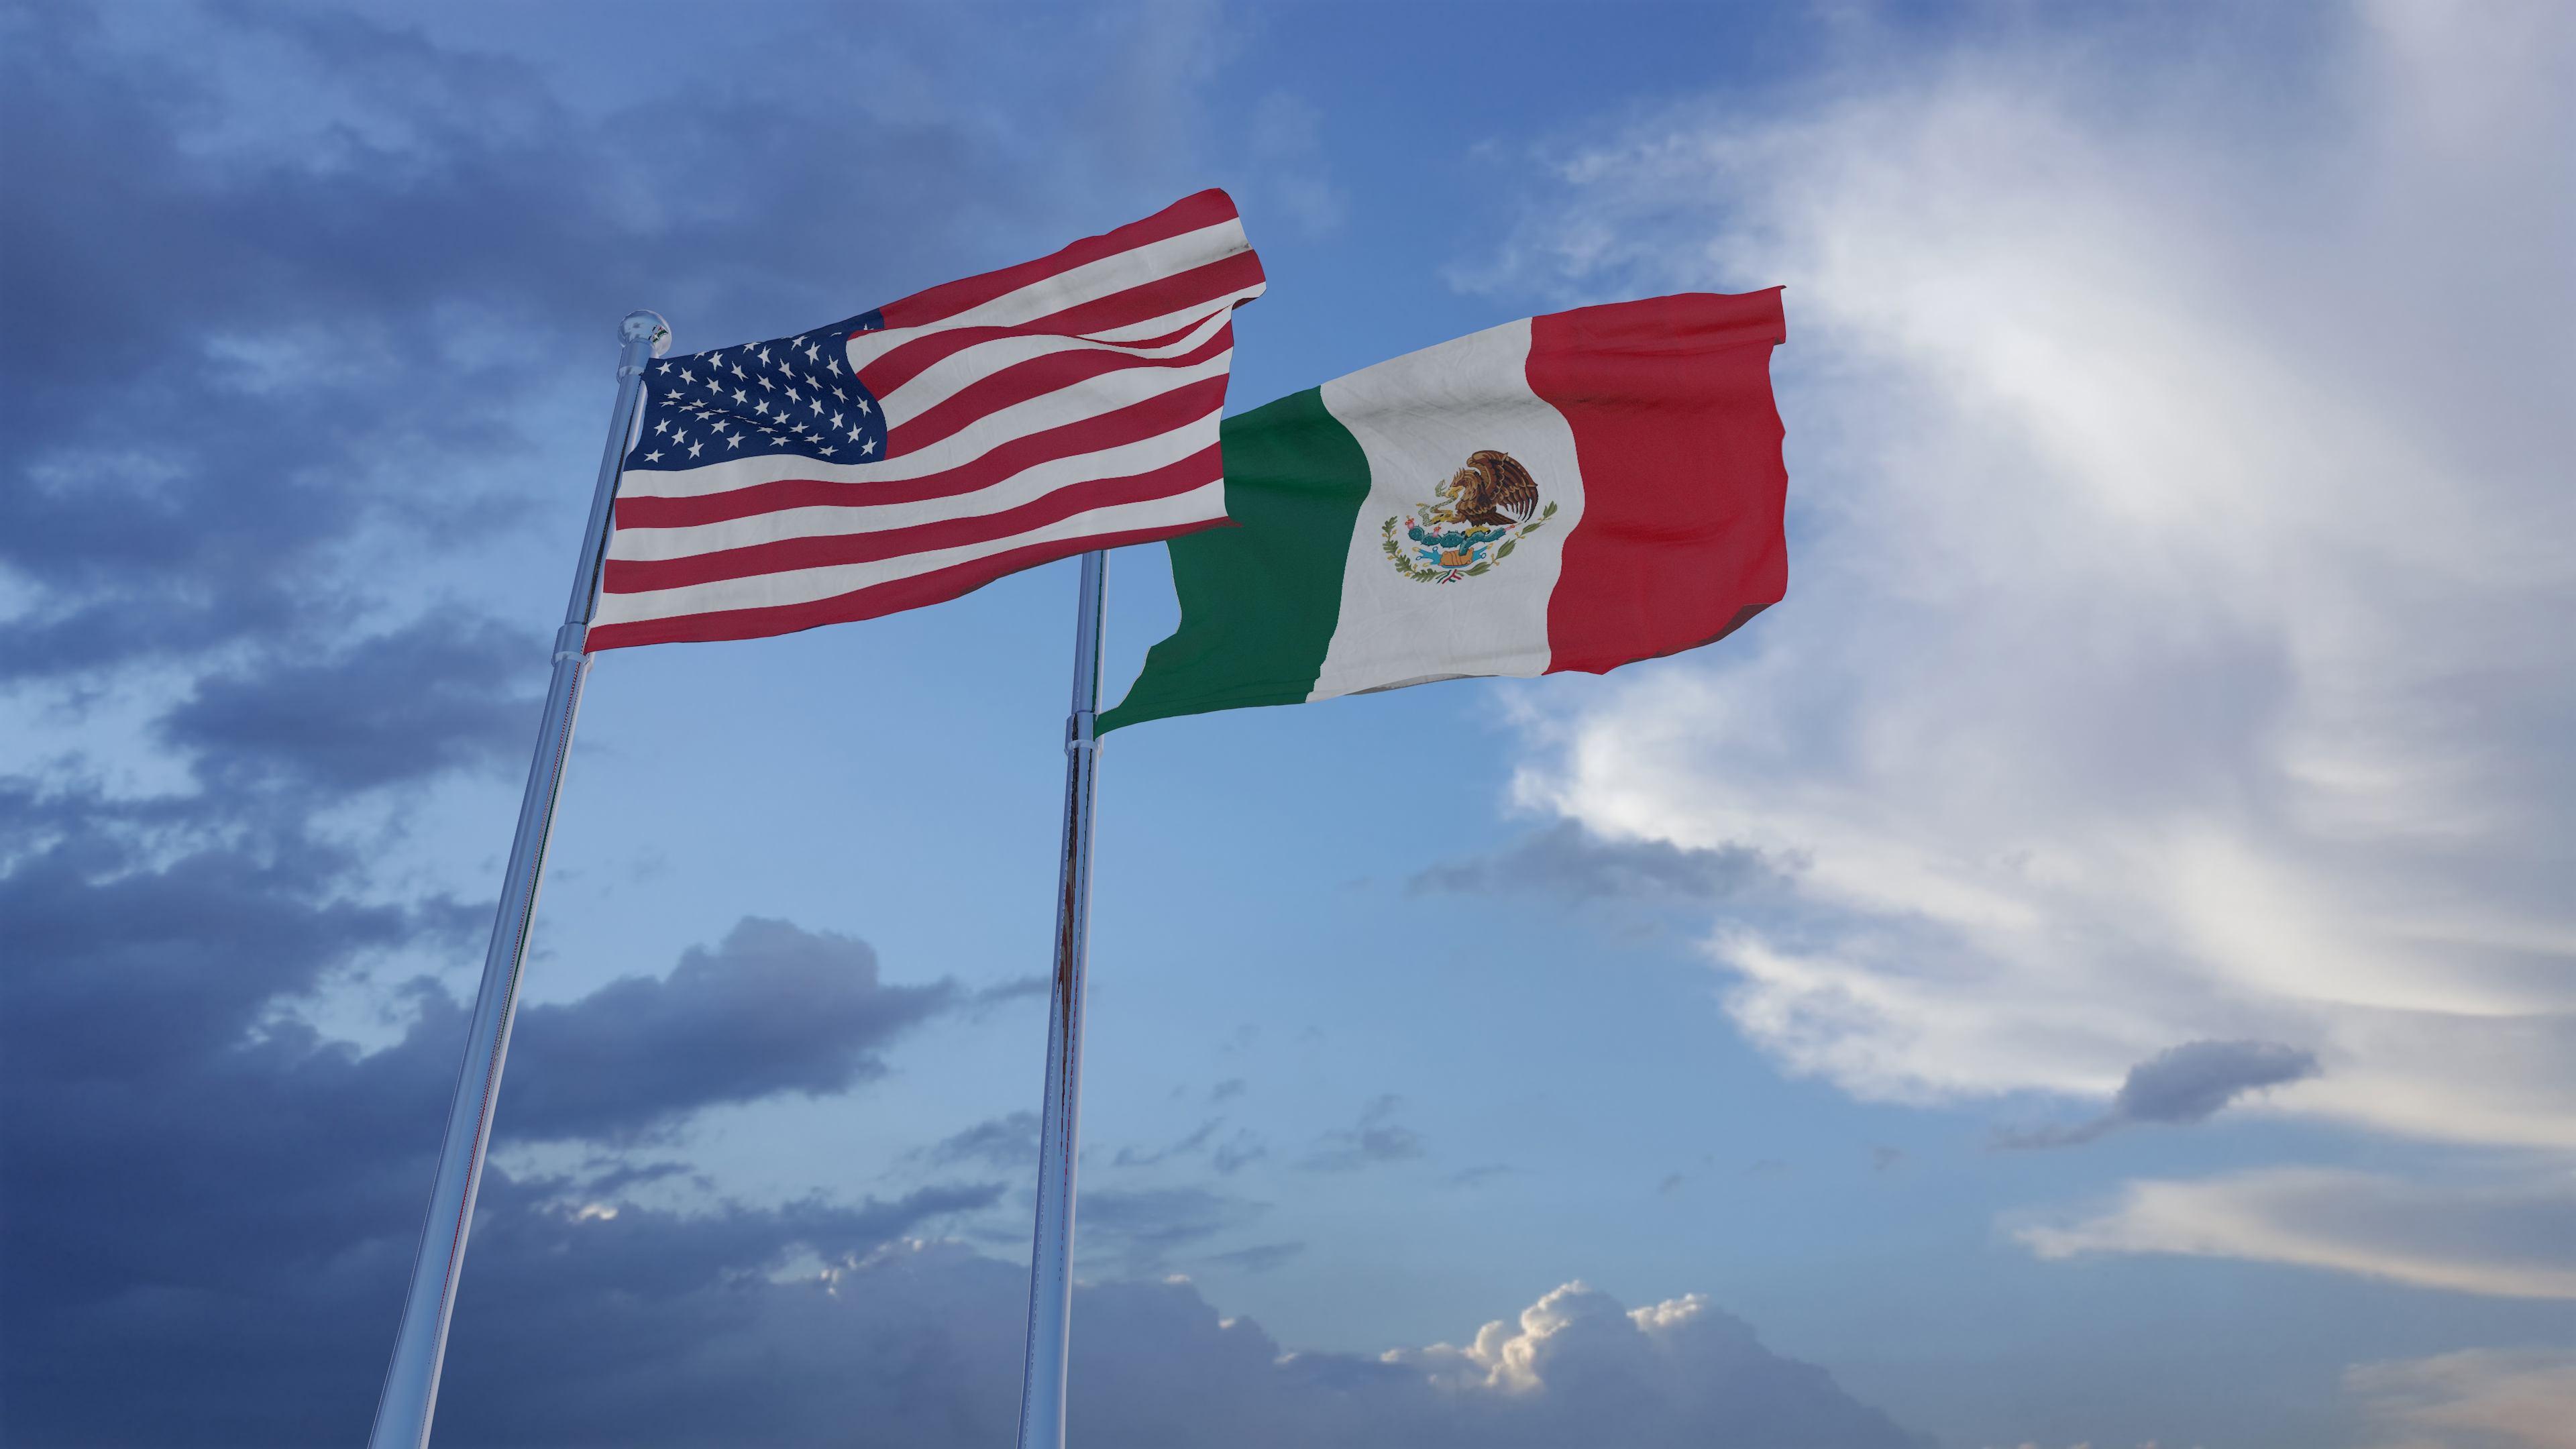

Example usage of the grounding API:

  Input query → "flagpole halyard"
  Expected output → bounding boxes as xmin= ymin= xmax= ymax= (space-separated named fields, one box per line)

xmin=1015 ymin=548 xmax=1109 ymax=1449
xmin=365 ymin=309 xmax=669 ymax=1449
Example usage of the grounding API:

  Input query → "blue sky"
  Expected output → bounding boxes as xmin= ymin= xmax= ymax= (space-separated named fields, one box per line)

xmin=4 ymin=2 xmax=2571 ymax=1446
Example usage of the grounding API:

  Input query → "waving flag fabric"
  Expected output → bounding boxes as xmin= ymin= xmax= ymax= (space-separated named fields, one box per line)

xmin=586 ymin=191 xmax=1266 ymax=651
xmin=1099 ymin=289 xmax=1786 ymax=731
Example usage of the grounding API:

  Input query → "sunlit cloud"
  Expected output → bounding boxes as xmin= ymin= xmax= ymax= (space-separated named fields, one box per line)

xmin=1474 ymin=4 xmax=2576 ymax=1161
xmin=2348 ymin=1345 xmax=2576 ymax=1449
xmin=2015 ymin=1167 xmax=2576 ymax=1300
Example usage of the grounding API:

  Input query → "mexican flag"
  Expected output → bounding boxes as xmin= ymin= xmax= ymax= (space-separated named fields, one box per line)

xmin=1099 ymin=289 xmax=1787 ymax=731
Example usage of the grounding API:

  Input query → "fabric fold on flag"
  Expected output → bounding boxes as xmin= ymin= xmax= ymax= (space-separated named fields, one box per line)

xmin=586 ymin=190 xmax=1265 ymax=650
xmin=1099 ymin=289 xmax=1786 ymax=731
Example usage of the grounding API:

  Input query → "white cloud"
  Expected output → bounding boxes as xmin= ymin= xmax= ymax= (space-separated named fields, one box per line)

xmin=495 ymin=1244 xmax=1926 ymax=1448
xmin=1478 ymin=3 xmax=2576 ymax=1163
xmin=2016 ymin=1167 xmax=2576 ymax=1299
xmin=2349 ymin=1346 xmax=2576 ymax=1449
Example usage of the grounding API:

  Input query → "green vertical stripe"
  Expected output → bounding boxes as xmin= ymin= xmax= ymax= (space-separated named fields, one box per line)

xmin=1099 ymin=387 xmax=1371 ymax=731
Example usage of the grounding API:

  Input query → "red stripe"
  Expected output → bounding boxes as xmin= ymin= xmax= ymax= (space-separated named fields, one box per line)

xmin=873 ymin=190 xmax=1242 ymax=331
xmin=998 ymin=250 xmax=1265 ymax=350
xmin=860 ymin=251 xmax=1265 ymax=398
xmin=603 ymin=445 xmax=1220 ymax=594
xmin=585 ymin=517 xmax=1236 ymax=651
xmin=859 ymin=315 xmax=1200 ymax=404
xmin=1533 ymin=290 xmax=1789 ymax=676
xmin=883 ymin=324 xmax=1232 ymax=459
xmin=616 ymin=375 xmax=1228 ymax=531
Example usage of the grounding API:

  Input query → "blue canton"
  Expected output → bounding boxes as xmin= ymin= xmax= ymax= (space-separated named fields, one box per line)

xmin=627 ymin=310 xmax=890 ymax=469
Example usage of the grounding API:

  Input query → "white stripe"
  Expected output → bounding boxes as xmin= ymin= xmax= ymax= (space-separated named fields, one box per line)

xmin=1309 ymin=317 xmax=1588 ymax=700
xmin=873 ymin=307 xmax=1234 ymax=428
xmin=619 ymin=347 xmax=1233 ymax=501
xmin=591 ymin=482 xmax=1228 ymax=626
xmin=841 ymin=219 xmax=1252 ymax=374
xmin=608 ymin=421 xmax=1217 ymax=563
xmin=1071 ymin=279 xmax=1266 ymax=345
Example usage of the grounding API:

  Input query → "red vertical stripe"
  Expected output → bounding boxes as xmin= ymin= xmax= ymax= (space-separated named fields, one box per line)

xmin=1530 ymin=290 xmax=1788 ymax=676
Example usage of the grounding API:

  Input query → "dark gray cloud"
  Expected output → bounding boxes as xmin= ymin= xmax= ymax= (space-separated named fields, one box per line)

xmin=0 ymin=1 xmax=1114 ymax=684
xmin=1999 ymin=1038 xmax=2323 ymax=1148
xmin=1302 ymin=1095 xmax=1428 ymax=1173
xmin=921 ymin=1110 xmax=1046 ymax=1170
xmin=503 ymin=917 xmax=957 ymax=1142
xmin=2114 ymin=1038 xmax=2322 ymax=1122
xmin=0 ymin=7 xmax=1933 ymax=1446
xmin=0 ymin=851 xmax=997 ymax=1444
xmin=1078 ymin=1187 xmax=1269 ymax=1273
xmin=159 ymin=617 xmax=545 ymax=790
xmin=1205 ymin=1240 xmax=1308 ymax=1273
xmin=1113 ymin=1117 xmax=1224 ymax=1168
xmin=1409 ymin=820 xmax=1780 ymax=906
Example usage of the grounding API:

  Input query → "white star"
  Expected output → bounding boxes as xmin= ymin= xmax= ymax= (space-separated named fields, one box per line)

xmin=726 ymin=433 xmax=744 ymax=448
xmin=830 ymin=413 xmax=843 ymax=428
xmin=833 ymin=386 xmax=847 ymax=400
xmin=756 ymin=375 xmax=773 ymax=390
xmin=785 ymin=387 xmax=800 ymax=403
xmin=679 ymin=369 xmax=696 ymax=384
xmin=861 ymin=437 xmax=878 ymax=455
xmin=731 ymin=364 xmax=746 ymax=378
xmin=757 ymin=347 xmax=771 ymax=365
xmin=855 ymin=398 xmax=872 ymax=415
xmin=803 ymin=343 xmax=820 ymax=362
xmin=827 ymin=358 xmax=842 ymax=376
xmin=733 ymin=388 xmax=749 ymax=405
xmin=846 ymin=425 xmax=863 ymax=441
xmin=808 ymin=398 xmax=823 ymax=415
xmin=818 ymin=444 xmax=837 ymax=455
xmin=653 ymin=419 xmax=669 ymax=435
xmin=655 ymin=362 xmax=671 ymax=374
xmin=644 ymin=449 xmax=663 ymax=462
xmin=688 ymin=441 xmax=703 ymax=457
xmin=754 ymin=400 xmax=770 ymax=417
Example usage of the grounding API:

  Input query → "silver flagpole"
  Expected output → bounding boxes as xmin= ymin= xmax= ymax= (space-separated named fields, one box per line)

xmin=1014 ymin=549 xmax=1109 ymax=1449
xmin=366 ymin=309 xmax=669 ymax=1449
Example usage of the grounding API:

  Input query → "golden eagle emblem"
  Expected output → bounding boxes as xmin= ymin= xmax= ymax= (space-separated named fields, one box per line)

xmin=1383 ymin=449 xmax=1559 ymax=583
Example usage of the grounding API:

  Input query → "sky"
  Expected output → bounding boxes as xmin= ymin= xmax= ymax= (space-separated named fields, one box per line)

xmin=3 ymin=1 xmax=2572 ymax=1447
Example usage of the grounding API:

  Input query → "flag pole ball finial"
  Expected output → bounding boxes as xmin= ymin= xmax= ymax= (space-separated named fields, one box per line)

xmin=622 ymin=309 xmax=672 ymax=358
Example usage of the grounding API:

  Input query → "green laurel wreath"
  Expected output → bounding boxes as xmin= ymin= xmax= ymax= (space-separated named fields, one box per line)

xmin=1382 ymin=518 xmax=1448 ymax=582
xmin=1381 ymin=500 xmax=1558 ymax=584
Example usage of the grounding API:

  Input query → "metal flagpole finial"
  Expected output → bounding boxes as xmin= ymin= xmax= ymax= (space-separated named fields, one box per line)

xmin=623 ymin=309 xmax=672 ymax=358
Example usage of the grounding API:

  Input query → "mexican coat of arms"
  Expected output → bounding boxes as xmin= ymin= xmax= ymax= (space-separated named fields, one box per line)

xmin=1382 ymin=449 xmax=1560 ymax=584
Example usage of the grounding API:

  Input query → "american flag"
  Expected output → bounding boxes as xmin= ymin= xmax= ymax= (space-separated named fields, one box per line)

xmin=584 ymin=191 xmax=1265 ymax=650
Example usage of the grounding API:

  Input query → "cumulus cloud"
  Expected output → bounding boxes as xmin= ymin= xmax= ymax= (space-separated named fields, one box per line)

xmin=1373 ymin=1281 xmax=1927 ymax=1448
xmin=1998 ymin=1038 xmax=2320 ymax=1147
xmin=2348 ymin=1346 xmax=2576 ymax=1449
xmin=1474 ymin=2 xmax=2576 ymax=1164
xmin=2015 ymin=1168 xmax=2576 ymax=1299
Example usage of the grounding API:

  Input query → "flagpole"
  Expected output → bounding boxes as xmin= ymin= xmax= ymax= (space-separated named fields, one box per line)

xmin=1015 ymin=549 xmax=1109 ymax=1449
xmin=366 ymin=309 xmax=669 ymax=1449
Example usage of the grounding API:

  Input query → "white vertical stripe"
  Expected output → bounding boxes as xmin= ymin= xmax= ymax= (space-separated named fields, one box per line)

xmin=1308 ymin=317 xmax=1587 ymax=700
